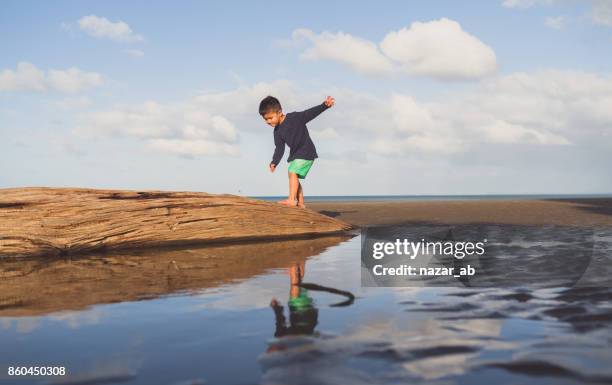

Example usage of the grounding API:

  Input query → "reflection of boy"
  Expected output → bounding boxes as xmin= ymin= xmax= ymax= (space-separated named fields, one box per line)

xmin=269 ymin=262 xmax=318 ymax=338
xmin=270 ymin=292 xmax=318 ymax=337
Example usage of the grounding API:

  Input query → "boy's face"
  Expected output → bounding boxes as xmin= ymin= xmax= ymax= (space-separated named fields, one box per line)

xmin=262 ymin=110 xmax=283 ymax=127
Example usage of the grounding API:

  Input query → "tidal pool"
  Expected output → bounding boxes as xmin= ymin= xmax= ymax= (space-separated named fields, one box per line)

xmin=1 ymin=232 xmax=612 ymax=385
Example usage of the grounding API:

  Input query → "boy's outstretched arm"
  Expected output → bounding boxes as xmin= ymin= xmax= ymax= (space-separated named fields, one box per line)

xmin=299 ymin=96 xmax=335 ymax=123
xmin=270 ymin=129 xmax=285 ymax=172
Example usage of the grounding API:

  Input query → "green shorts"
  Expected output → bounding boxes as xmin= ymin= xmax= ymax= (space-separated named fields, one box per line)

xmin=288 ymin=288 xmax=313 ymax=312
xmin=288 ymin=159 xmax=314 ymax=179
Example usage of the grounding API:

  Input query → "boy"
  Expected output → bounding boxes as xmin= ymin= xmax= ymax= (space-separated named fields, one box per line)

xmin=259 ymin=95 xmax=335 ymax=208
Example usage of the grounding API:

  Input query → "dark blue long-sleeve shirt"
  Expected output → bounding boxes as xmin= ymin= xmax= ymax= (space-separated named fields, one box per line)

xmin=270 ymin=103 xmax=329 ymax=166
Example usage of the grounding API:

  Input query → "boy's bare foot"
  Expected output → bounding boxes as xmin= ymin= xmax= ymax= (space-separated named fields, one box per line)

xmin=277 ymin=199 xmax=297 ymax=207
xmin=298 ymin=203 xmax=306 ymax=209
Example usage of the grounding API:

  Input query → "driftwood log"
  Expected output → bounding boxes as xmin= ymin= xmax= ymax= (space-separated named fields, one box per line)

xmin=0 ymin=187 xmax=352 ymax=258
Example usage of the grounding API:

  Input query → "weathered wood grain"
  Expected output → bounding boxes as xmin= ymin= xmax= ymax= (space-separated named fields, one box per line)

xmin=0 ymin=187 xmax=352 ymax=258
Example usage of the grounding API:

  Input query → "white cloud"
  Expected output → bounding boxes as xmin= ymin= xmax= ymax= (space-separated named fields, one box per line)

xmin=389 ymin=94 xmax=436 ymax=134
xmin=0 ymin=62 xmax=103 ymax=93
xmin=545 ymin=16 xmax=566 ymax=29
xmin=0 ymin=61 xmax=45 ymax=92
xmin=76 ymin=80 xmax=339 ymax=158
xmin=588 ymin=0 xmax=612 ymax=26
xmin=76 ymin=15 xmax=144 ymax=42
xmin=292 ymin=28 xmax=393 ymax=75
xmin=361 ymin=70 xmax=612 ymax=156
xmin=47 ymin=68 xmax=104 ymax=93
xmin=78 ymin=100 xmax=240 ymax=157
xmin=265 ymin=72 xmax=608 ymax=155
xmin=476 ymin=70 xmax=612 ymax=132
xmin=380 ymin=18 xmax=498 ymax=80
xmin=77 ymin=70 xmax=612 ymax=159
xmin=124 ymin=49 xmax=145 ymax=58
xmin=481 ymin=119 xmax=569 ymax=144
xmin=369 ymin=93 xmax=468 ymax=155
xmin=296 ymin=71 xmax=610 ymax=155
xmin=285 ymin=19 xmax=497 ymax=81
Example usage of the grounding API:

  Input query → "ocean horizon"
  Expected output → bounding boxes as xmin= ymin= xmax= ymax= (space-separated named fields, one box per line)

xmin=254 ymin=193 xmax=612 ymax=202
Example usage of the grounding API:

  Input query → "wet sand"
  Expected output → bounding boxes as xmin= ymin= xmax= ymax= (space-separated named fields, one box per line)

xmin=309 ymin=198 xmax=612 ymax=227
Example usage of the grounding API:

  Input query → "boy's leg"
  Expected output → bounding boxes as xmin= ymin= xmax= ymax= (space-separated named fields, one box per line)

xmin=297 ymin=181 xmax=305 ymax=208
xmin=278 ymin=172 xmax=299 ymax=206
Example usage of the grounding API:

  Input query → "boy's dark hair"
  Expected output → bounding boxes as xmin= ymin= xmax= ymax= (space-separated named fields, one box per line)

xmin=259 ymin=96 xmax=282 ymax=115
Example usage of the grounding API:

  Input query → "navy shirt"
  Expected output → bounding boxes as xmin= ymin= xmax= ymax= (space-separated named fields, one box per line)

xmin=270 ymin=103 xmax=329 ymax=166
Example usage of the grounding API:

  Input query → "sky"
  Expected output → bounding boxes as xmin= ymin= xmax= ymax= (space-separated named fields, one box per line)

xmin=1 ymin=0 xmax=612 ymax=196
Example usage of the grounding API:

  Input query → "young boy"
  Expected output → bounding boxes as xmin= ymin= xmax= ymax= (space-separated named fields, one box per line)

xmin=259 ymin=95 xmax=335 ymax=208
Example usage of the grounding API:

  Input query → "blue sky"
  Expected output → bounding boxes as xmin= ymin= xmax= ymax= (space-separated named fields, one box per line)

xmin=1 ymin=0 xmax=611 ymax=195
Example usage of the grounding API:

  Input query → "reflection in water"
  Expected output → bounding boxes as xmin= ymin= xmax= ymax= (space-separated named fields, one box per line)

xmin=262 ymin=260 xmax=358 ymax=382
xmin=266 ymin=261 xmax=357 ymax=351
xmin=0 ymin=235 xmax=351 ymax=317
xmin=1 ymin=230 xmax=612 ymax=385
xmin=269 ymin=262 xmax=319 ymax=344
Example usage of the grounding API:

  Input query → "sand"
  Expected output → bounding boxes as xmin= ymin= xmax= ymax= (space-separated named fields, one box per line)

xmin=309 ymin=197 xmax=612 ymax=227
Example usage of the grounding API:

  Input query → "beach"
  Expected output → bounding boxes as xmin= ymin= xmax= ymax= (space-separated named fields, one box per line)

xmin=309 ymin=197 xmax=612 ymax=227
xmin=2 ymin=196 xmax=612 ymax=385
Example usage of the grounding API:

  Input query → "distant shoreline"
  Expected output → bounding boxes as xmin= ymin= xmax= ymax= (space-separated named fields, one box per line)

xmin=255 ymin=193 xmax=612 ymax=203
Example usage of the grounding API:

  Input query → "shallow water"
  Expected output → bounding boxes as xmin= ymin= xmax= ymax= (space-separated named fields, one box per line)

xmin=1 ymin=233 xmax=612 ymax=385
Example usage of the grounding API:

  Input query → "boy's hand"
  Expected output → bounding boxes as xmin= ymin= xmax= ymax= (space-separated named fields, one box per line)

xmin=324 ymin=95 xmax=335 ymax=108
xmin=269 ymin=163 xmax=276 ymax=173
